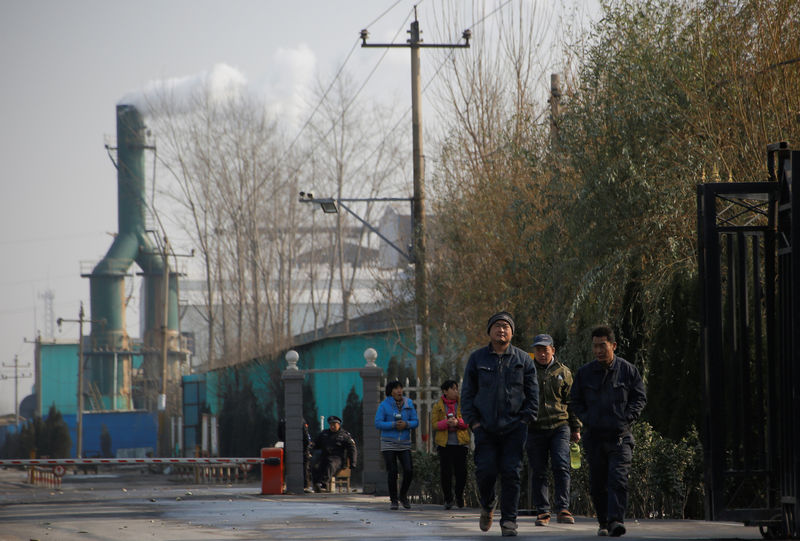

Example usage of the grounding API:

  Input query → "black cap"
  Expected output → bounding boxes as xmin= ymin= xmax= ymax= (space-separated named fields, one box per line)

xmin=487 ymin=311 xmax=515 ymax=335
xmin=531 ymin=334 xmax=554 ymax=347
xmin=327 ymin=415 xmax=342 ymax=424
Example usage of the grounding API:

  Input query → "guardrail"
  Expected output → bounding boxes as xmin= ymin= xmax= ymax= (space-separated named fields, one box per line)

xmin=0 ymin=458 xmax=263 ymax=466
xmin=0 ymin=458 xmax=264 ymax=487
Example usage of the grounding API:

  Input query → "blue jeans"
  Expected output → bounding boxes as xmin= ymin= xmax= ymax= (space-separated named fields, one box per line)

xmin=526 ymin=424 xmax=571 ymax=513
xmin=585 ymin=432 xmax=634 ymax=525
xmin=473 ymin=422 xmax=527 ymax=525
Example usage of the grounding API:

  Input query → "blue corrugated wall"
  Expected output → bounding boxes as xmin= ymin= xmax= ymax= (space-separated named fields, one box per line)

xmin=59 ymin=411 xmax=158 ymax=457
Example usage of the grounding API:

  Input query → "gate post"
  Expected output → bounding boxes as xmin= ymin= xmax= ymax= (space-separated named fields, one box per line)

xmin=360 ymin=348 xmax=385 ymax=495
xmin=282 ymin=350 xmax=305 ymax=494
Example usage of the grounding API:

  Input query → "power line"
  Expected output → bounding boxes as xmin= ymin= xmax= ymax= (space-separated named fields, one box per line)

xmin=284 ymin=0 xmax=409 ymax=161
xmin=342 ymin=1 xmax=514 ymax=188
xmin=277 ymin=2 xmax=412 ymax=183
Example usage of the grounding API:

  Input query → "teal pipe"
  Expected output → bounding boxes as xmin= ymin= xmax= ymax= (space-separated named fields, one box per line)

xmin=88 ymin=105 xmax=178 ymax=407
xmin=90 ymin=105 xmax=163 ymax=347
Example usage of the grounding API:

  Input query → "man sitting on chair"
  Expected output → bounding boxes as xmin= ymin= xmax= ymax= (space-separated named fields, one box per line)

xmin=312 ymin=416 xmax=357 ymax=492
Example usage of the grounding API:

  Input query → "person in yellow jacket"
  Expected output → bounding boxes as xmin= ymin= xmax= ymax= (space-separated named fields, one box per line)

xmin=432 ymin=379 xmax=471 ymax=509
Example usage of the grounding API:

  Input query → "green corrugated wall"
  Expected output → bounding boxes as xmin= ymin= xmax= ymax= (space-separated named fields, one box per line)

xmin=203 ymin=328 xmax=416 ymax=427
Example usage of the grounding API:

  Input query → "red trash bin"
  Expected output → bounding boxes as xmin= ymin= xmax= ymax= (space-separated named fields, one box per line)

xmin=261 ymin=447 xmax=284 ymax=494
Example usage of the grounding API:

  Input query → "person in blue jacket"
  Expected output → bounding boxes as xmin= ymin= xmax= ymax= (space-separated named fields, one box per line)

xmin=375 ymin=380 xmax=419 ymax=509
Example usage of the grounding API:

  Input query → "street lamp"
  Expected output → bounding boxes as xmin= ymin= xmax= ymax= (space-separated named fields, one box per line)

xmin=57 ymin=302 xmax=105 ymax=458
xmin=298 ymin=192 xmax=414 ymax=263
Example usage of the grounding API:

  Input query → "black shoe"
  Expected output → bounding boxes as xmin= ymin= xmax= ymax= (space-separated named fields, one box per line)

xmin=500 ymin=521 xmax=518 ymax=537
xmin=598 ymin=522 xmax=609 ymax=536
xmin=456 ymin=496 xmax=465 ymax=508
xmin=608 ymin=521 xmax=626 ymax=537
xmin=390 ymin=500 xmax=399 ymax=510
xmin=400 ymin=497 xmax=411 ymax=509
xmin=444 ymin=500 xmax=453 ymax=510
xmin=479 ymin=508 xmax=493 ymax=531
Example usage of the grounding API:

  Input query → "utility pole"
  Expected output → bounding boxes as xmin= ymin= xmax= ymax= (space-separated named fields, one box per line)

xmin=549 ymin=73 xmax=561 ymax=151
xmin=159 ymin=235 xmax=171 ymax=457
xmin=2 ymin=355 xmax=32 ymax=426
xmin=57 ymin=302 xmax=103 ymax=458
xmin=161 ymin=235 xmax=170 ymax=410
xmin=361 ymin=11 xmax=470 ymax=448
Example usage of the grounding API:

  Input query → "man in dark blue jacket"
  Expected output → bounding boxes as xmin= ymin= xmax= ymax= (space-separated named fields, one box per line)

xmin=571 ymin=325 xmax=647 ymax=537
xmin=461 ymin=311 xmax=539 ymax=537
xmin=311 ymin=416 xmax=357 ymax=492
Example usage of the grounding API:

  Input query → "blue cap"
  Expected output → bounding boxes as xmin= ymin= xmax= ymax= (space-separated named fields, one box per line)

xmin=327 ymin=415 xmax=342 ymax=424
xmin=531 ymin=334 xmax=554 ymax=347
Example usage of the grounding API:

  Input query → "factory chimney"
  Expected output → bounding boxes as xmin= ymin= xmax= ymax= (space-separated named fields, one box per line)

xmin=84 ymin=104 xmax=179 ymax=411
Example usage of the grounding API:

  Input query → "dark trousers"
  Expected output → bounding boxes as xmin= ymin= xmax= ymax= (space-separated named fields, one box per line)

xmin=585 ymin=432 xmax=634 ymax=525
xmin=304 ymin=453 xmax=311 ymax=488
xmin=437 ymin=444 xmax=468 ymax=504
xmin=382 ymin=449 xmax=413 ymax=503
xmin=473 ymin=422 xmax=527 ymax=524
xmin=526 ymin=424 xmax=571 ymax=513
xmin=312 ymin=454 xmax=344 ymax=488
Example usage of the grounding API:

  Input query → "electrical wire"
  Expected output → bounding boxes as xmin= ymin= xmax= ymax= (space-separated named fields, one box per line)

xmin=341 ymin=0 xmax=514 ymax=191
xmin=278 ymin=1 xmax=410 ymax=182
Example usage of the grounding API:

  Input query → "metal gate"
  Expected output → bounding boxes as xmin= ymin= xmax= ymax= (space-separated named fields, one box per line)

xmin=697 ymin=143 xmax=800 ymax=538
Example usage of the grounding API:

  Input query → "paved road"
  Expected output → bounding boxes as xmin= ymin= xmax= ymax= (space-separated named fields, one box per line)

xmin=0 ymin=469 xmax=763 ymax=540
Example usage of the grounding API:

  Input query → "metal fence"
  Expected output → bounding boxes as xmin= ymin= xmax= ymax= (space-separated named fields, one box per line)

xmin=697 ymin=143 xmax=800 ymax=539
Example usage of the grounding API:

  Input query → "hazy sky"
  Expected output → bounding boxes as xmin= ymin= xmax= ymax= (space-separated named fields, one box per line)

xmin=0 ymin=0 xmax=598 ymax=416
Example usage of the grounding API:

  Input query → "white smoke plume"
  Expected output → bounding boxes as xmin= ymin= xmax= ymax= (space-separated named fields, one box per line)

xmin=118 ymin=63 xmax=247 ymax=115
xmin=118 ymin=45 xmax=316 ymax=127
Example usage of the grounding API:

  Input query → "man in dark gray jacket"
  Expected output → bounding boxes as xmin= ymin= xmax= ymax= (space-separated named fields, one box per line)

xmin=461 ymin=311 xmax=539 ymax=537
xmin=571 ymin=325 xmax=647 ymax=537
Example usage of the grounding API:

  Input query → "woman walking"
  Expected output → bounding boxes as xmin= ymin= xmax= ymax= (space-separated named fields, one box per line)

xmin=432 ymin=379 xmax=470 ymax=509
xmin=375 ymin=380 xmax=419 ymax=509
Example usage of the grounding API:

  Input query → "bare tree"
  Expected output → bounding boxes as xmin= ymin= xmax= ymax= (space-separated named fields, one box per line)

xmin=148 ymin=87 xmax=303 ymax=366
xmin=143 ymin=64 xmax=410 ymax=369
xmin=425 ymin=1 xmax=559 ymax=353
xmin=300 ymin=71 xmax=408 ymax=334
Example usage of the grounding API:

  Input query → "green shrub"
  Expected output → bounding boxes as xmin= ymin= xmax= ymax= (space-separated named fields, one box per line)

xmin=406 ymin=421 xmax=704 ymax=519
xmin=0 ymin=404 xmax=71 ymax=459
xmin=408 ymin=449 xmax=480 ymax=507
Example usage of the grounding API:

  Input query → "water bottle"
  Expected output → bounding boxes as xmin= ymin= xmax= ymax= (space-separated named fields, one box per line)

xmin=570 ymin=442 xmax=581 ymax=470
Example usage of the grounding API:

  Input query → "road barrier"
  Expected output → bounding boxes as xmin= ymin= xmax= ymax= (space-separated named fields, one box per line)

xmin=174 ymin=463 xmax=253 ymax=484
xmin=28 ymin=466 xmax=62 ymax=489
xmin=1 ymin=458 xmax=264 ymax=487
xmin=0 ymin=458 xmax=264 ymax=466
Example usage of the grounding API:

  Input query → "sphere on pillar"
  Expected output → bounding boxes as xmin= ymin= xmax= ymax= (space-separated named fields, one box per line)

xmin=364 ymin=348 xmax=378 ymax=367
xmin=285 ymin=349 xmax=299 ymax=370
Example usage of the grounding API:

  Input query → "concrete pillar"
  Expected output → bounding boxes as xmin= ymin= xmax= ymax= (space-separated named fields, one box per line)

xmin=282 ymin=351 xmax=305 ymax=494
xmin=360 ymin=348 xmax=385 ymax=495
